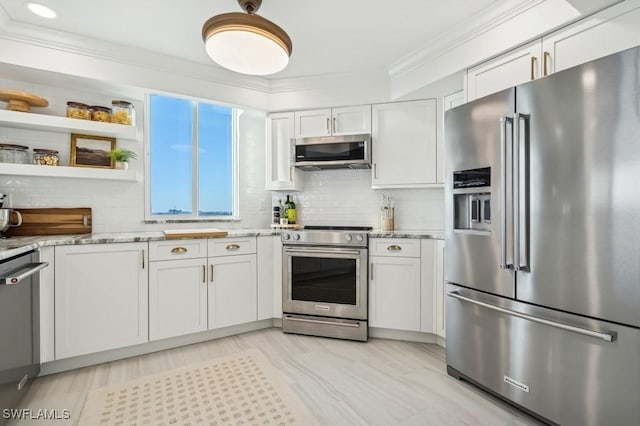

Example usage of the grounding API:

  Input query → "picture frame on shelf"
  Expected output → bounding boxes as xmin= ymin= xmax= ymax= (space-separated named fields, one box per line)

xmin=70 ymin=133 xmax=116 ymax=169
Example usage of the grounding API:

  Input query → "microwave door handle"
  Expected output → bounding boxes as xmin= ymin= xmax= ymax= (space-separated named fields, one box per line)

xmin=500 ymin=116 xmax=513 ymax=270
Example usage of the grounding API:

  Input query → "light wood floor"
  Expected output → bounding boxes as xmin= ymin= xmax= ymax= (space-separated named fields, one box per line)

xmin=10 ymin=328 xmax=541 ymax=425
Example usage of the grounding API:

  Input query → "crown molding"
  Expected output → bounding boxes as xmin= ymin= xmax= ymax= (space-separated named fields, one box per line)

xmin=388 ymin=0 xmax=544 ymax=79
xmin=268 ymin=69 xmax=389 ymax=94
xmin=0 ymin=17 xmax=272 ymax=94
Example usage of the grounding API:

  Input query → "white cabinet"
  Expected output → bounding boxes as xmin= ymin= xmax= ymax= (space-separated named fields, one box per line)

xmin=541 ymin=0 xmax=640 ymax=75
xmin=148 ymin=240 xmax=208 ymax=341
xmin=54 ymin=242 xmax=148 ymax=359
xmin=257 ymin=236 xmax=275 ymax=320
xmin=420 ymin=240 xmax=435 ymax=334
xmin=466 ymin=1 xmax=640 ymax=102
xmin=466 ymin=40 xmax=542 ymax=102
xmin=435 ymin=240 xmax=446 ymax=339
xmin=265 ymin=112 xmax=303 ymax=191
xmin=207 ymin=238 xmax=257 ymax=329
xmin=371 ymin=99 xmax=438 ymax=188
xmin=369 ymin=239 xmax=421 ymax=331
xmin=294 ymin=105 xmax=371 ymax=138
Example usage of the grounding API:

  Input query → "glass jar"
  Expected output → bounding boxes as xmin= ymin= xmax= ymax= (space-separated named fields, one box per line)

xmin=0 ymin=143 xmax=30 ymax=164
xmin=111 ymin=100 xmax=135 ymax=125
xmin=33 ymin=149 xmax=59 ymax=166
xmin=90 ymin=105 xmax=112 ymax=122
xmin=66 ymin=101 xmax=91 ymax=120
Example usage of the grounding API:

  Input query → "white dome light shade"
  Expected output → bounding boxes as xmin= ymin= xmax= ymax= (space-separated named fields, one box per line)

xmin=205 ymin=29 xmax=289 ymax=76
xmin=25 ymin=2 xmax=56 ymax=19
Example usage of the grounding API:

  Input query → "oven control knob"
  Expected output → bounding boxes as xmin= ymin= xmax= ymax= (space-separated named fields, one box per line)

xmin=293 ymin=233 xmax=300 ymax=240
xmin=282 ymin=233 xmax=291 ymax=240
xmin=356 ymin=234 xmax=364 ymax=242
xmin=345 ymin=234 xmax=353 ymax=241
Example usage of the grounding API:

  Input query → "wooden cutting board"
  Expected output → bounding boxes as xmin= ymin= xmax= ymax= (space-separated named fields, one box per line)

xmin=164 ymin=229 xmax=229 ymax=239
xmin=6 ymin=207 xmax=92 ymax=236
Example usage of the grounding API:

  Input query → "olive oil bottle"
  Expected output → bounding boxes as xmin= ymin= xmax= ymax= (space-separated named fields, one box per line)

xmin=284 ymin=195 xmax=296 ymax=224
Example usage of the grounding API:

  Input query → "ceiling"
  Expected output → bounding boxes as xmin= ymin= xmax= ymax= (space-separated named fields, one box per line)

xmin=0 ymin=0 xmax=508 ymax=80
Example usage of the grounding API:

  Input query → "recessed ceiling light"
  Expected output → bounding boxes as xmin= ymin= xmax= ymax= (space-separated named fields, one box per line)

xmin=25 ymin=2 xmax=57 ymax=19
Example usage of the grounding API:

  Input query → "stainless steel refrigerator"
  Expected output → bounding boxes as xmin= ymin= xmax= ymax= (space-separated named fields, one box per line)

xmin=444 ymin=46 xmax=640 ymax=425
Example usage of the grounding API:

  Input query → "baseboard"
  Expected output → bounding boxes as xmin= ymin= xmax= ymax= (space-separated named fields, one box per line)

xmin=40 ymin=319 xmax=275 ymax=376
xmin=369 ymin=327 xmax=438 ymax=344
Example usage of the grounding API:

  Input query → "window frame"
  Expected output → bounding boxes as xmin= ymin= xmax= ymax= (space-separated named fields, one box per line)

xmin=144 ymin=92 xmax=240 ymax=222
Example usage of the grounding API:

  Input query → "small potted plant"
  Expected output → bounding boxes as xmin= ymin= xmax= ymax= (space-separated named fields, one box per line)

xmin=108 ymin=148 xmax=137 ymax=170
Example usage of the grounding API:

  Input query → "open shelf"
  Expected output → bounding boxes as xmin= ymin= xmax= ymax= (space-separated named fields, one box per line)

xmin=0 ymin=163 xmax=138 ymax=181
xmin=0 ymin=109 xmax=138 ymax=139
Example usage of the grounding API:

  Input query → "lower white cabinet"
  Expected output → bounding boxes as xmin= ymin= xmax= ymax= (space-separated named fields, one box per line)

xmin=369 ymin=239 xmax=421 ymax=331
xmin=208 ymin=253 xmax=257 ymax=329
xmin=54 ymin=242 xmax=148 ymax=359
xmin=149 ymin=258 xmax=208 ymax=341
xmin=435 ymin=240 xmax=446 ymax=338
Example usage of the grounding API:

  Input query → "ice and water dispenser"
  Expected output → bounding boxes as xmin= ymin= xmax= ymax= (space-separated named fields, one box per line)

xmin=453 ymin=167 xmax=491 ymax=232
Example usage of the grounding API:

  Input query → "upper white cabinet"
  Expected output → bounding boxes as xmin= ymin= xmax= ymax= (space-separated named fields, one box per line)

xmin=541 ymin=0 xmax=640 ymax=75
xmin=466 ymin=0 xmax=640 ymax=102
xmin=294 ymin=105 xmax=371 ymax=138
xmin=467 ymin=40 xmax=543 ymax=102
xmin=265 ymin=112 xmax=303 ymax=191
xmin=54 ymin=242 xmax=148 ymax=359
xmin=371 ymin=99 xmax=438 ymax=188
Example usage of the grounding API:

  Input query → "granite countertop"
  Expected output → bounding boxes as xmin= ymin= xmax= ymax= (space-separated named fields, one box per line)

xmin=0 ymin=228 xmax=443 ymax=261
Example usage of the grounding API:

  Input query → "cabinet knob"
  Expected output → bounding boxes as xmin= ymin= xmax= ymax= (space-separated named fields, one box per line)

xmin=170 ymin=247 xmax=188 ymax=254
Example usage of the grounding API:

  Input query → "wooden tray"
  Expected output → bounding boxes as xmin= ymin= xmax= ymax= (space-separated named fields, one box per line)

xmin=0 ymin=89 xmax=49 ymax=112
xmin=6 ymin=207 xmax=92 ymax=236
xmin=164 ymin=229 xmax=229 ymax=239
xmin=270 ymin=224 xmax=302 ymax=229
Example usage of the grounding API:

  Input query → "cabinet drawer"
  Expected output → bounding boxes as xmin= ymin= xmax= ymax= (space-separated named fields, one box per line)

xmin=208 ymin=237 xmax=256 ymax=257
xmin=369 ymin=238 xmax=421 ymax=257
xmin=149 ymin=240 xmax=207 ymax=261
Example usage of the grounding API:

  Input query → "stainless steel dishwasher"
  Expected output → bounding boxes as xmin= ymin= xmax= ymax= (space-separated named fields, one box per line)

xmin=0 ymin=250 xmax=48 ymax=420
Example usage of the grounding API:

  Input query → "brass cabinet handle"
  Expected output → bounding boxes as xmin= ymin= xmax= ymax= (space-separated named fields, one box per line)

xmin=332 ymin=117 xmax=336 ymax=133
xmin=210 ymin=264 xmax=214 ymax=282
xmin=202 ymin=265 xmax=206 ymax=283
xmin=370 ymin=263 xmax=374 ymax=280
xmin=543 ymin=51 xmax=550 ymax=76
xmin=326 ymin=117 xmax=330 ymax=133
xmin=141 ymin=250 xmax=145 ymax=269
xmin=170 ymin=246 xmax=188 ymax=254
xmin=226 ymin=244 xmax=240 ymax=251
xmin=530 ymin=56 xmax=537 ymax=80
xmin=387 ymin=245 xmax=402 ymax=251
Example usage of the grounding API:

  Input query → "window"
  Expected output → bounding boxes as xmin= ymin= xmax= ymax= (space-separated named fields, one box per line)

xmin=147 ymin=94 xmax=237 ymax=219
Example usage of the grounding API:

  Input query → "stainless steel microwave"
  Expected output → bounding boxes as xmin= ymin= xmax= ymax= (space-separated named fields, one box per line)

xmin=292 ymin=134 xmax=371 ymax=170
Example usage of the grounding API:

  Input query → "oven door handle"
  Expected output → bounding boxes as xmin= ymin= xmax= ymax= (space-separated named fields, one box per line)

xmin=284 ymin=247 xmax=362 ymax=256
xmin=0 ymin=262 xmax=49 ymax=285
xmin=284 ymin=315 xmax=361 ymax=328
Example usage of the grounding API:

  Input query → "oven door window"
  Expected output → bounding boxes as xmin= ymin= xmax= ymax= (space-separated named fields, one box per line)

xmin=291 ymin=256 xmax=356 ymax=305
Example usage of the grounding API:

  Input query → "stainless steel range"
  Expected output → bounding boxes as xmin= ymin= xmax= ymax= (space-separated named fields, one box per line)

xmin=282 ymin=226 xmax=371 ymax=341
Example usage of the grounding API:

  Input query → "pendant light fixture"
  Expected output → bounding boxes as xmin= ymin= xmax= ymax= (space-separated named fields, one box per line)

xmin=202 ymin=0 xmax=293 ymax=76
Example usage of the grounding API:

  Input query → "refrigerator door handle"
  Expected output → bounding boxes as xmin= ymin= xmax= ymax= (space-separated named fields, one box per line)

xmin=448 ymin=290 xmax=617 ymax=342
xmin=514 ymin=113 xmax=530 ymax=272
xmin=500 ymin=116 xmax=513 ymax=270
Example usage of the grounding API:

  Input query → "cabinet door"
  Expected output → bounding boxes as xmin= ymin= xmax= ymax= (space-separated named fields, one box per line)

xmin=542 ymin=1 xmax=640 ymax=75
xmin=332 ymin=105 xmax=372 ymax=135
xmin=265 ymin=112 xmax=303 ymax=191
xmin=369 ymin=256 xmax=421 ymax=331
xmin=420 ymin=240 xmax=435 ymax=334
xmin=435 ymin=240 xmax=446 ymax=338
xmin=208 ymin=254 xmax=257 ymax=329
xmin=294 ymin=109 xmax=331 ymax=138
xmin=372 ymin=99 xmax=437 ymax=188
xmin=55 ymin=243 xmax=148 ymax=359
xmin=466 ymin=40 xmax=542 ymax=101
xmin=149 ymin=258 xmax=208 ymax=341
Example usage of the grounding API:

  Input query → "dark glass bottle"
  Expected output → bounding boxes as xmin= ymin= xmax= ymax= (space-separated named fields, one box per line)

xmin=285 ymin=195 xmax=296 ymax=224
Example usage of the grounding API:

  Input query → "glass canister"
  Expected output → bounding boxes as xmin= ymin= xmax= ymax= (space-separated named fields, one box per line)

xmin=33 ymin=149 xmax=59 ymax=166
xmin=0 ymin=143 xmax=30 ymax=164
xmin=111 ymin=100 xmax=135 ymax=125
xmin=90 ymin=105 xmax=112 ymax=122
xmin=66 ymin=101 xmax=91 ymax=120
